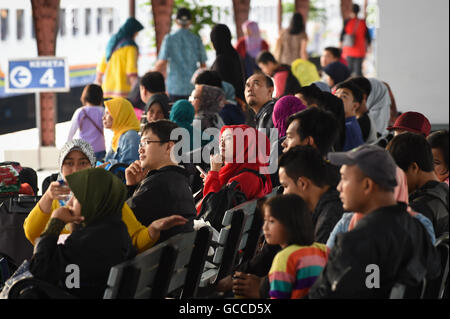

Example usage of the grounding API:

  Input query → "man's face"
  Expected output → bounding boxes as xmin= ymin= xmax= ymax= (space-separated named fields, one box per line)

xmin=245 ymin=74 xmax=273 ymax=109
xmin=279 ymin=167 xmax=303 ymax=199
xmin=139 ymin=130 xmax=170 ymax=171
xmin=336 ymin=164 xmax=366 ymax=211
xmin=281 ymin=119 xmax=308 ymax=153
xmin=320 ymin=50 xmax=336 ymax=68
xmin=257 ymin=62 xmax=273 ymax=77
xmin=335 ymin=88 xmax=358 ymax=118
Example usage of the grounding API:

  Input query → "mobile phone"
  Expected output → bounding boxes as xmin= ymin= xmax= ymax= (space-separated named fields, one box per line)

xmin=196 ymin=165 xmax=207 ymax=176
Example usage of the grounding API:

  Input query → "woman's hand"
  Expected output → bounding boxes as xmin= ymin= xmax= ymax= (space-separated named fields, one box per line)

xmin=51 ymin=207 xmax=84 ymax=225
xmin=44 ymin=181 xmax=71 ymax=202
xmin=232 ymin=272 xmax=262 ymax=299
xmin=210 ymin=154 xmax=223 ymax=172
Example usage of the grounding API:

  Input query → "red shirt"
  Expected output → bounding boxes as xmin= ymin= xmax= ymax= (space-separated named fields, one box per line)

xmin=342 ymin=18 xmax=369 ymax=58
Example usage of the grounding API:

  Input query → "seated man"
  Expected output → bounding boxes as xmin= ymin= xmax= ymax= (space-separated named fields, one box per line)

xmin=256 ymin=50 xmax=301 ymax=98
xmin=308 ymin=144 xmax=441 ymax=298
xmin=320 ymin=46 xmax=349 ymax=68
xmin=125 ymin=120 xmax=196 ymax=242
xmin=334 ymin=80 xmax=365 ymax=151
xmin=387 ymin=132 xmax=449 ymax=238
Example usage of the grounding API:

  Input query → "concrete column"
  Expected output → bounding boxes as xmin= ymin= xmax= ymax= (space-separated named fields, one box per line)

xmin=31 ymin=0 xmax=60 ymax=147
xmin=232 ymin=0 xmax=251 ymax=39
xmin=295 ymin=0 xmax=310 ymax=23
xmin=151 ymin=0 xmax=174 ymax=54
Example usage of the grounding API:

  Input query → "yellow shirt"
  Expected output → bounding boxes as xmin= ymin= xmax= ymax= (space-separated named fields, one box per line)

xmin=23 ymin=200 xmax=156 ymax=253
xmin=97 ymin=45 xmax=138 ymax=98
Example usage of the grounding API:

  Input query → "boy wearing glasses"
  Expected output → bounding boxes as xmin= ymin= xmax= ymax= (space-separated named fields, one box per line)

xmin=125 ymin=120 xmax=196 ymax=242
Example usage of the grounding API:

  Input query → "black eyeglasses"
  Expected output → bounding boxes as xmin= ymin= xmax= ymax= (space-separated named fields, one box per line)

xmin=139 ymin=140 xmax=172 ymax=148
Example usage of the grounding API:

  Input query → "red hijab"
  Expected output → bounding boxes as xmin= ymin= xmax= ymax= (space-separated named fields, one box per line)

xmin=218 ymin=125 xmax=272 ymax=193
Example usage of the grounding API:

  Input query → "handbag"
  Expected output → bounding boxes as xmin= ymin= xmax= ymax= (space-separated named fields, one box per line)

xmin=342 ymin=19 xmax=360 ymax=47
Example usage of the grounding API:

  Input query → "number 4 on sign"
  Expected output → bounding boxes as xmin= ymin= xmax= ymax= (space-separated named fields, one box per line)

xmin=39 ymin=68 xmax=56 ymax=87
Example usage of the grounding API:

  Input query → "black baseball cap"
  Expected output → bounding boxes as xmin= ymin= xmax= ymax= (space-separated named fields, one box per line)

xmin=176 ymin=8 xmax=192 ymax=22
xmin=328 ymin=144 xmax=397 ymax=191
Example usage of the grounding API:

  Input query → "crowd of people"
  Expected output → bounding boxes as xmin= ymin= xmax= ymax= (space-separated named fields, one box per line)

xmin=1 ymin=6 xmax=448 ymax=300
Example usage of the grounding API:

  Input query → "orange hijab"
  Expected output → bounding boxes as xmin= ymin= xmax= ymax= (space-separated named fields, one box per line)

xmin=104 ymin=98 xmax=140 ymax=152
xmin=348 ymin=166 xmax=417 ymax=230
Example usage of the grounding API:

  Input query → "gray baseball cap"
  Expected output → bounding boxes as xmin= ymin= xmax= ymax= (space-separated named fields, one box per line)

xmin=328 ymin=144 xmax=398 ymax=191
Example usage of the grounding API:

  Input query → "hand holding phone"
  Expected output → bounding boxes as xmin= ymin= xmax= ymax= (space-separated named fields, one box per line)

xmin=196 ymin=165 xmax=207 ymax=176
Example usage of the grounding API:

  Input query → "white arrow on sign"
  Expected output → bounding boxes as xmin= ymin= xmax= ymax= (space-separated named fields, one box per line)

xmin=10 ymin=66 xmax=32 ymax=88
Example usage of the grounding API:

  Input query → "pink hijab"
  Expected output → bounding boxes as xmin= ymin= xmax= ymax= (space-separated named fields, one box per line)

xmin=348 ymin=166 xmax=417 ymax=230
xmin=242 ymin=20 xmax=263 ymax=58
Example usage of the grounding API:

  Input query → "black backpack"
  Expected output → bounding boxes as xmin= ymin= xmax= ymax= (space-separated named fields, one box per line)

xmin=197 ymin=169 xmax=266 ymax=231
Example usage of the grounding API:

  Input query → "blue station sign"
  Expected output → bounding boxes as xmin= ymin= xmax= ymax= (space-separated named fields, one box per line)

xmin=5 ymin=57 xmax=69 ymax=93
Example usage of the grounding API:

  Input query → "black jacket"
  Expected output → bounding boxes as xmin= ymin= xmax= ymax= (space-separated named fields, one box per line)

xmin=126 ymin=165 xmax=195 ymax=242
xmin=312 ymin=187 xmax=344 ymax=244
xmin=254 ymin=100 xmax=276 ymax=138
xmin=29 ymin=213 xmax=135 ymax=298
xmin=409 ymin=181 xmax=449 ymax=238
xmin=308 ymin=203 xmax=441 ymax=299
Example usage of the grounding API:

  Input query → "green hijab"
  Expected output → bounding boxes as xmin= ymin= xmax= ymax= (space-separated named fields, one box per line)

xmin=66 ymin=168 xmax=127 ymax=226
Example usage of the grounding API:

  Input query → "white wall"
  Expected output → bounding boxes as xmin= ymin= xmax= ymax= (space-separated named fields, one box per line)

xmin=376 ymin=0 xmax=449 ymax=125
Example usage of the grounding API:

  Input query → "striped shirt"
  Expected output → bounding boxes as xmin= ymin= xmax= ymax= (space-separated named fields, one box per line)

xmin=269 ymin=243 xmax=329 ymax=299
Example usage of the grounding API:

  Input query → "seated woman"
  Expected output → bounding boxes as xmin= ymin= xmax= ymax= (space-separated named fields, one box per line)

xmin=103 ymin=97 xmax=141 ymax=165
xmin=199 ymin=124 xmax=273 ymax=212
xmin=29 ymin=168 xmax=135 ymax=298
xmin=169 ymin=99 xmax=196 ymax=152
xmin=24 ymin=139 xmax=187 ymax=253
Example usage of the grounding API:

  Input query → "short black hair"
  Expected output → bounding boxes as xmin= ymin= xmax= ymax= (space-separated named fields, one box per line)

xmin=279 ymin=145 xmax=330 ymax=187
xmin=335 ymin=80 xmax=363 ymax=104
xmin=195 ymin=70 xmax=222 ymax=88
xmin=263 ymin=194 xmax=314 ymax=246
xmin=324 ymin=47 xmax=342 ymax=59
xmin=142 ymin=119 xmax=180 ymax=143
xmin=427 ymin=130 xmax=449 ymax=170
xmin=81 ymin=84 xmax=103 ymax=105
xmin=286 ymin=107 xmax=339 ymax=157
xmin=387 ymin=132 xmax=434 ymax=172
xmin=140 ymin=71 xmax=166 ymax=93
xmin=296 ymin=84 xmax=323 ymax=106
xmin=348 ymin=76 xmax=371 ymax=96
xmin=256 ymin=50 xmax=277 ymax=65
xmin=250 ymin=71 xmax=274 ymax=88
xmin=317 ymin=92 xmax=346 ymax=151
xmin=353 ymin=4 xmax=360 ymax=14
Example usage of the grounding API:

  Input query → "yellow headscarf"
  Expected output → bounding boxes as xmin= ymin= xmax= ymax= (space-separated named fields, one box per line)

xmin=105 ymin=98 xmax=140 ymax=152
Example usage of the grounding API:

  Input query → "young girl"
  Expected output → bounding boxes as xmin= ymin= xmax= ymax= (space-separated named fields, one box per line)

xmin=264 ymin=194 xmax=329 ymax=299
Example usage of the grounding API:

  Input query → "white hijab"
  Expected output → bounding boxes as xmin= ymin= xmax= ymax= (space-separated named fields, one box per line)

xmin=367 ymin=78 xmax=391 ymax=136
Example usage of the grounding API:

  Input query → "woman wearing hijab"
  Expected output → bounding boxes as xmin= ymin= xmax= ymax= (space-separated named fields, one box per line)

xmin=96 ymin=17 xmax=144 ymax=98
xmin=235 ymin=21 xmax=269 ymax=79
xmin=28 ymin=168 xmax=135 ymax=298
xmin=326 ymin=166 xmax=436 ymax=249
xmin=190 ymin=84 xmax=226 ymax=141
xmin=210 ymin=24 xmax=246 ymax=102
xmin=272 ymin=95 xmax=307 ymax=138
xmin=169 ymin=99 xmax=197 ymax=151
xmin=24 ymin=139 xmax=187 ymax=254
xmin=366 ymin=78 xmax=392 ymax=136
xmin=103 ymin=97 xmax=140 ymax=165
xmin=200 ymin=125 xmax=273 ymax=209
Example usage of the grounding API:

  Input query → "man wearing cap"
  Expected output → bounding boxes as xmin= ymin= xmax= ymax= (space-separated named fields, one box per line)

xmin=308 ymin=144 xmax=440 ymax=298
xmin=154 ymin=7 xmax=207 ymax=102
xmin=387 ymin=111 xmax=431 ymax=137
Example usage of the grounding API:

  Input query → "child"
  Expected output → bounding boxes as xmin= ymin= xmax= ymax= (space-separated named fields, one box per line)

xmin=264 ymin=194 xmax=329 ymax=299
xmin=427 ymin=130 xmax=449 ymax=185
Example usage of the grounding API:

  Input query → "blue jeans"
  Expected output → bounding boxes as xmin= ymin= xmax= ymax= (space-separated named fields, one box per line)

xmin=346 ymin=56 xmax=363 ymax=76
